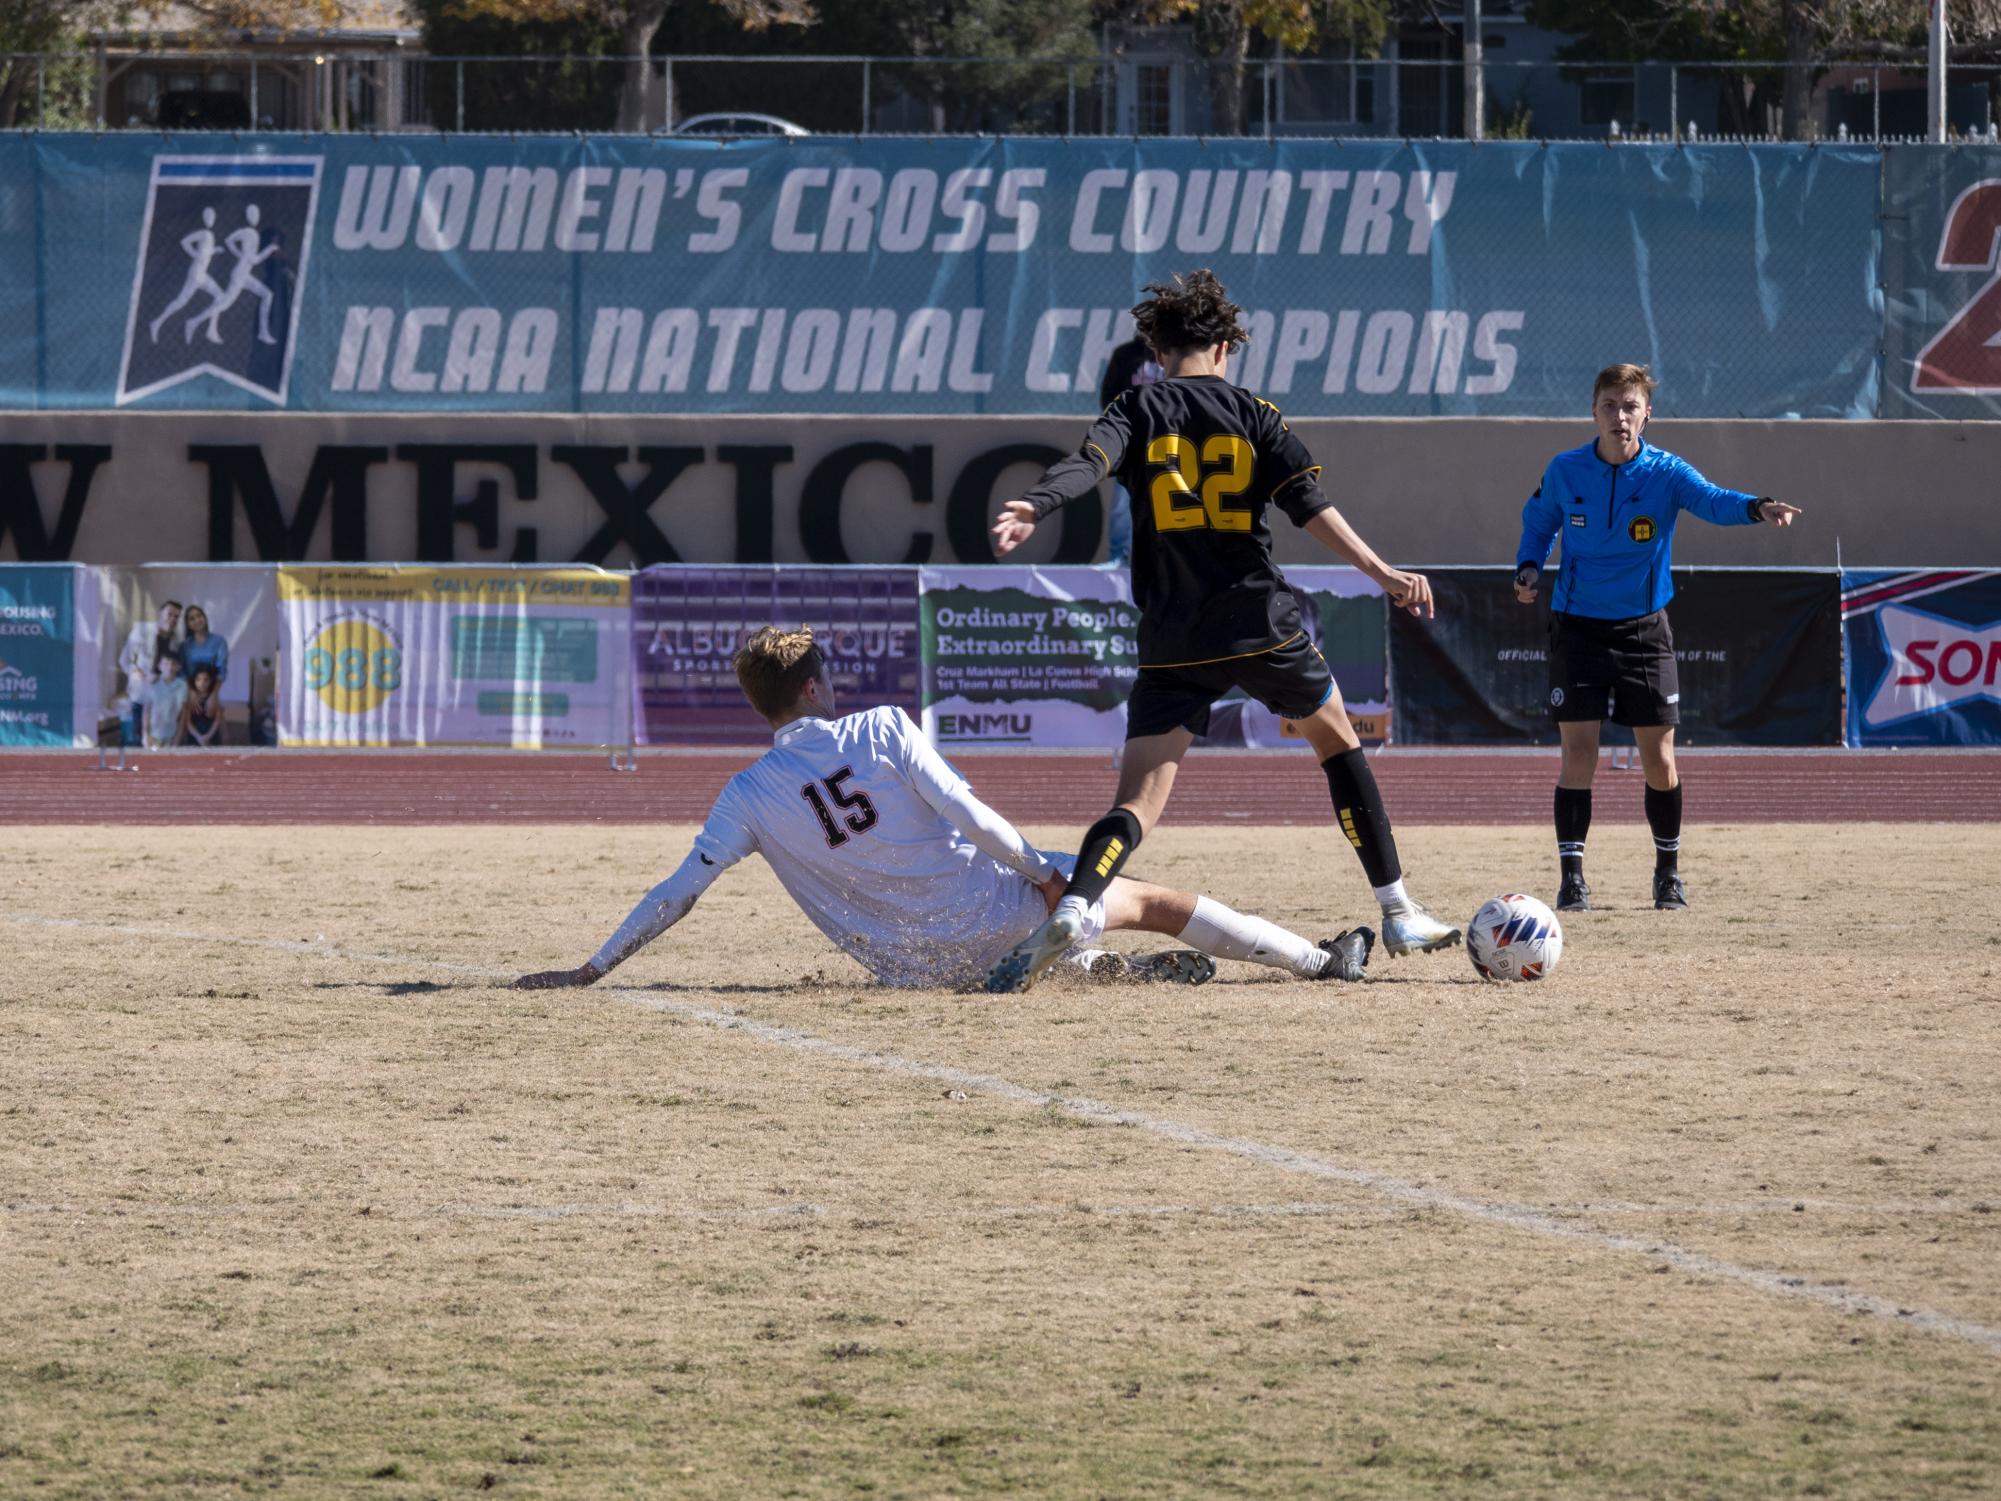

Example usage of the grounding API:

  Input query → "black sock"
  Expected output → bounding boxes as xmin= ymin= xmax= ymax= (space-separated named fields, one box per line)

xmin=1322 ymin=748 xmax=1402 ymax=888
xmin=1063 ymin=808 xmax=1143 ymax=907
xmin=1645 ymin=783 xmax=1682 ymax=871
xmin=1555 ymin=786 xmax=1592 ymax=878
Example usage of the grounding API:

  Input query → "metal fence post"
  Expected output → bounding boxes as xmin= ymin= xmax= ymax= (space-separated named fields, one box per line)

xmin=455 ymin=58 xmax=464 ymax=133
xmin=861 ymin=56 xmax=871 ymax=134
xmin=1669 ymin=65 xmax=1678 ymax=140
xmin=663 ymin=57 xmax=673 ymax=130
xmin=249 ymin=57 xmax=258 ymax=127
xmin=1066 ymin=62 xmax=1075 ymax=136
xmin=1872 ymin=66 xmax=1881 ymax=140
xmin=1264 ymin=58 xmax=1274 ymax=139
xmin=37 ymin=57 xmax=46 ymax=128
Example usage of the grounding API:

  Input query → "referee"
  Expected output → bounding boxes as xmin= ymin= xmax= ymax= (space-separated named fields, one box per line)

xmin=1514 ymin=363 xmax=1801 ymax=912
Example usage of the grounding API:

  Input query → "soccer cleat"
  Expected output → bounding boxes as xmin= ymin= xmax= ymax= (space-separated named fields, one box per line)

xmin=985 ymin=906 xmax=1085 ymax=994
xmin=1312 ymin=926 xmax=1375 ymax=981
xmin=1653 ymin=870 xmax=1688 ymax=910
xmin=1381 ymin=901 xmax=1462 ymax=957
xmin=1556 ymin=871 xmax=1592 ymax=912
xmin=1127 ymin=950 xmax=1217 ymax=985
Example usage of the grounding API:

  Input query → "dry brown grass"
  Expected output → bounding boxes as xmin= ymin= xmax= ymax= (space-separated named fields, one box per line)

xmin=3 ymin=821 xmax=1999 ymax=1499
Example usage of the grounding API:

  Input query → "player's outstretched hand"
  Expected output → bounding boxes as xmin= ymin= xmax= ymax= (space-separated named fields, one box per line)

xmin=513 ymin=963 xmax=604 ymax=990
xmin=1758 ymin=498 xmax=1803 ymax=528
xmin=991 ymin=500 xmax=1039 ymax=558
xmin=1381 ymin=567 xmax=1436 ymax=619
xmin=1035 ymin=869 xmax=1068 ymax=913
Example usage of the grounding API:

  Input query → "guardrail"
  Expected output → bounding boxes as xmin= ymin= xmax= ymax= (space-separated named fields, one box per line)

xmin=4 ymin=51 xmax=1998 ymax=141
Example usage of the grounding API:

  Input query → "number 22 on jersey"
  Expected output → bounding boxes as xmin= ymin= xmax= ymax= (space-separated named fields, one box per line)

xmin=1147 ymin=435 xmax=1254 ymax=533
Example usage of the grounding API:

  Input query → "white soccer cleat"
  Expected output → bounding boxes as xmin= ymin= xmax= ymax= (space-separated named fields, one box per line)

xmin=985 ymin=906 xmax=1085 ymax=994
xmin=1381 ymin=901 xmax=1463 ymax=957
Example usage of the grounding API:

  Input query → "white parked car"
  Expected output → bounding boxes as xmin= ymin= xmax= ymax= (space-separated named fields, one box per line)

xmin=667 ymin=112 xmax=810 ymax=137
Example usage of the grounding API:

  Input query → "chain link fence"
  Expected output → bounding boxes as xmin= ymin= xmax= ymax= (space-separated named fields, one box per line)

xmin=3 ymin=50 xmax=1998 ymax=141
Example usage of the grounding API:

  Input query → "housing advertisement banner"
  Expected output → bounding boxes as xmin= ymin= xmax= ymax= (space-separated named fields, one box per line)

xmin=276 ymin=564 xmax=629 ymax=746
xmin=631 ymin=565 xmax=919 ymax=744
xmin=918 ymin=564 xmax=1384 ymax=749
xmin=1390 ymin=567 xmax=1842 ymax=746
xmin=0 ymin=563 xmax=98 ymax=747
xmin=2 ymin=134 xmax=1886 ymax=418
xmin=1842 ymin=569 xmax=2001 ymax=746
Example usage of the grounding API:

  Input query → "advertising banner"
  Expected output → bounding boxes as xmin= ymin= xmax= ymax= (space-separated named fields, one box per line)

xmin=96 ymin=565 xmax=281 ymax=748
xmin=276 ymin=565 xmax=629 ymax=746
xmin=1880 ymin=148 xmax=2001 ymax=420
xmin=0 ymin=563 xmax=99 ymax=747
xmin=1390 ymin=567 xmax=1842 ymax=745
xmin=1842 ymin=569 xmax=2001 ymax=746
xmin=631 ymin=565 xmax=919 ymax=745
xmin=918 ymin=563 xmax=1383 ymax=749
xmin=4 ymin=134 xmax=1882 ymax=418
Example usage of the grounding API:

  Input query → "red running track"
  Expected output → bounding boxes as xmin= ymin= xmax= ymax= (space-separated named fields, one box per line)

xmin=3 ymin=749 xmax=1998 ymax=824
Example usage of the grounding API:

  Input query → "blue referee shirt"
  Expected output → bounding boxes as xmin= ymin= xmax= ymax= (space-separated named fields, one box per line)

xmin=1516 ymin=439 xmax=1762 ymax=621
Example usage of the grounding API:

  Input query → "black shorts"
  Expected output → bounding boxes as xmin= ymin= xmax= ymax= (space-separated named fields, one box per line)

xmin=1126 ymin=632 xmax=1335 ymax=740
xmin=1549 ymin=610 xmax=1680 ymax=727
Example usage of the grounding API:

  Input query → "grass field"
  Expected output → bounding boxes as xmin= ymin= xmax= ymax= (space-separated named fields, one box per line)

xmin=3 ymin=821 xmax=1999 ymax=1499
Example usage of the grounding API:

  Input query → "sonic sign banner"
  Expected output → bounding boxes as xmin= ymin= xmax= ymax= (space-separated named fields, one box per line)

xmin=276 ymin=564 xmax=630 ymax=747
xmin=1842 ymin=569 xmax=2001 ymax=746
xmin=2 ymin=135 xmax=1891 ymax=418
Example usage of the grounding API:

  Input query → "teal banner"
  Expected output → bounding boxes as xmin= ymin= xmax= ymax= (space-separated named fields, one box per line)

xmin=0 ymin=134 xmax=1887 ymax=417
xmin=1882 ymin=149 xmax=2001 ymax=418
xmin=0 ymin=564 xmax=79 ymax=746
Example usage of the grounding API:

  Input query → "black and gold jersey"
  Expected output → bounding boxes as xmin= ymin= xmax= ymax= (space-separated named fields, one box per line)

xmin=1020 ymin=374 xmax=1332 ymax=667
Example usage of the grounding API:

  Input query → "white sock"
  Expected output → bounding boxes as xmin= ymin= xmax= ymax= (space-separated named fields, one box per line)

xmin=1177 ymin=896 xmax=1328 ymax=978
xmin=1372 ymin=878 xmax=1409 ymax=913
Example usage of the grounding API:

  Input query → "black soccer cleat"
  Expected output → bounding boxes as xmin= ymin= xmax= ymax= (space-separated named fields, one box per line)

xmin=1312 ymin=926 xmax=1375 ymax=981
xmin=1556 ymin=871 xmax=1592 ymax=912
xmin=1653 ymin=870 xmax=1689 ymax=910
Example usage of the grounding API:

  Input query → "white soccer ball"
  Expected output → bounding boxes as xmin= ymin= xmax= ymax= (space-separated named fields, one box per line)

xmin=1466 ymin=893 xmax=1563 ymax=983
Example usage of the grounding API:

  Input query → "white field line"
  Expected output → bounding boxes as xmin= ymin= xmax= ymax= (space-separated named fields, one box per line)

xmin=9 ymin=910 xmax=2001 ymax=1357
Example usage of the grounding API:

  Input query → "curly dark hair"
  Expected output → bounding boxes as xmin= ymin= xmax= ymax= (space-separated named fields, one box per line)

xmin=1132 ymin=269 xmax=1249 ymax=358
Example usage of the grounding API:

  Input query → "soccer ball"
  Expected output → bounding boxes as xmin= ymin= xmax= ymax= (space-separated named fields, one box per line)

xmin=1466 ymin=894 xmax=1563 ymax=983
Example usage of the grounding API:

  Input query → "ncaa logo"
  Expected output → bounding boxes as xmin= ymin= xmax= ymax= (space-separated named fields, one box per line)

xmin=117 ymin=156 xmax=322 ymax=406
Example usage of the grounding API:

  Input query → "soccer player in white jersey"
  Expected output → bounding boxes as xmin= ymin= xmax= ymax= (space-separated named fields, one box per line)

xmin=516 ymin=626 xmax=1373 ymax=992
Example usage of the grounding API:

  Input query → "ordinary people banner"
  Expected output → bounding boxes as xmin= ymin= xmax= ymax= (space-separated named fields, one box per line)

xmin=3 ymin=134 xmax=1883 ymax=418
xmin=630 ymin=565 xmax=920 ymax=745
xmin=276 ymin=565 xmax=630 ymax=746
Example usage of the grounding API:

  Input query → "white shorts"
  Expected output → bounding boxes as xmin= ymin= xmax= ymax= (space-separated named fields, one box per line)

xmin=977 ymin=850 xmax=1109 ymax=972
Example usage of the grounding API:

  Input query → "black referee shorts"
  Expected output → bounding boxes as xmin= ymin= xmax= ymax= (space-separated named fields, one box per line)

xmin=1126 ymin=632 xmax=1335 ymax=740
xmin=1548 ymin=609 xmax=1681 ymax=728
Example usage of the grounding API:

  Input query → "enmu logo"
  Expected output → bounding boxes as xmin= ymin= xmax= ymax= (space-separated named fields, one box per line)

xmin=937 ymin=712 xmax=1033 ymax=738
xmin=1628 ymin=515 xmax=1656 ymax=543
xmin=119 ymin=156 xmax=323 ymax=406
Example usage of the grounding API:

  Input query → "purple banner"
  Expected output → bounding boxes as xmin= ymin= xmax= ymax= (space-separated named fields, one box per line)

xmin=631 ymin=566 xmax=920 ymax=745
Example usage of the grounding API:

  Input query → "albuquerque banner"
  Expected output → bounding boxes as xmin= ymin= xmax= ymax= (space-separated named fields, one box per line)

xmin=1842 ymin=569 xmax=2001 ymax=746
xmin=276 ymin=564 xmax=629 ymax=746
xmin=0 ymin=563 xmax=104 ymax=747
xmin=918 ymin=563 xmax=1385 ymax=749
xmin=1390 ymin=567 xmax=1843 ymax=746
xmin=630 ymin=565 xmax=920 ymax=745
xmin=1 ymin=134 xmax=1892 ymax=418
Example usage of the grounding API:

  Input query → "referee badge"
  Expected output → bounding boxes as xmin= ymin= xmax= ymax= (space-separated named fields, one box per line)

xmin=1628 ymin=515 xmax=1656 ymax=542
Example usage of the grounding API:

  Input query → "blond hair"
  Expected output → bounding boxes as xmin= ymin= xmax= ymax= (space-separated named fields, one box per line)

xmin=1593 ymin=362 xmax=1657 ymax=401
xmin=733 ymin=625 xmax=825 ymax=719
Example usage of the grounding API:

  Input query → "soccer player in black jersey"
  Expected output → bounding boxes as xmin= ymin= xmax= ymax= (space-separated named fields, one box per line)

xmin=984 ymin=270 xmax=1461 ymax=994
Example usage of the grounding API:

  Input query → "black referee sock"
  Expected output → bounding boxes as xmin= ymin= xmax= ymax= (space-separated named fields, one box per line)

xmin=1322 ymin=748 xmax=1403 ymax=889
xmin=1554 ymin=786 xmax=1592 ymax=878
xmin=1645 ymin=783 xmax=1682 ymax=872
xmin=1063 ymin=808 xmax=1143 ymax=908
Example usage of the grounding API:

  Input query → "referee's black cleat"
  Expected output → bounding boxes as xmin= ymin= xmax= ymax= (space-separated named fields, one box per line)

xmin=1556 ymin=871 xmax=1592 ymax=912
xmin=1312 ymin=926 xmax=1374 ymax=981
xmin=1652 ymin=871 xmax=1689 ymax=910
